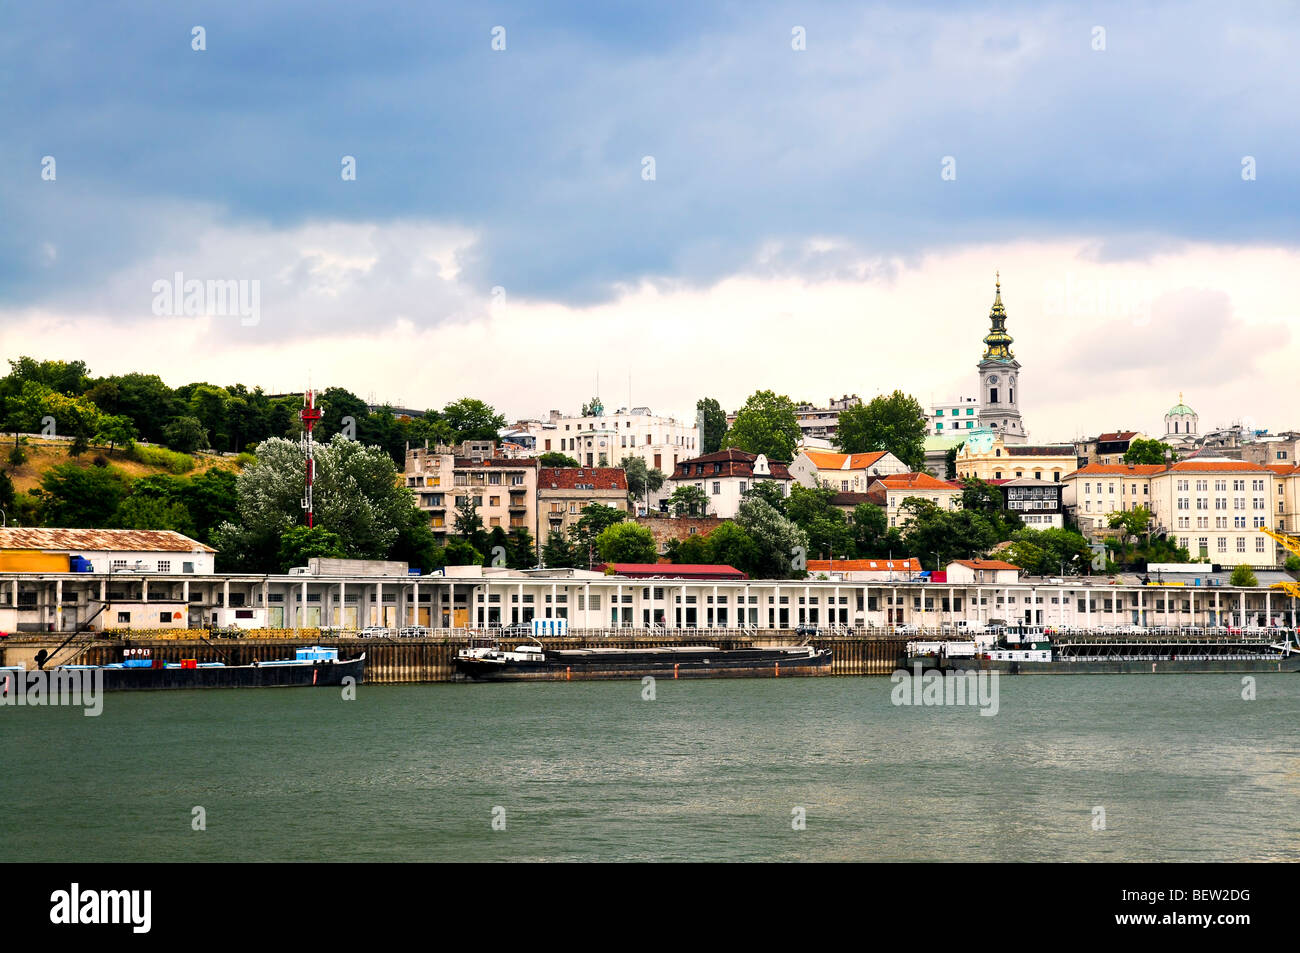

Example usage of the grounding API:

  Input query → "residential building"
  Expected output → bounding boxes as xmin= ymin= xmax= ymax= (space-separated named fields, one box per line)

xmin=667 ymin=448 xmax=792 ymax=518
xmin=1243 ymin=432 xmax=1300 ymax=468
xmin=976 ymin=274 xmax=1027 ymax=443
xmin=405 ymin=444 xmax=539 ymax=540
xmin=1062 ymin=464 xmax=1163 ymax=532
xmin=999 ymin=477 xmax=1064 ymax=528
xmin=789 ymin=449 xmax=910 ymax=491
xmin=945 ymin=559 xmax=1021 ymax=585
xmin=528 ymin=405 xmax=697 ymax=475
xmin=1150 ymin=460 xmax=1274 ymax=566
xmin=954 ymin=429 xmax=1076 ymax=483
xmin=927 ymin=396 xmax=980 ymax=436
xmin=538 ymin=467 xmax=629 ymax=539
xmin=866 ymin=472 xmax=963 ymax=528
xmin=806 ymin=558 xmax=922 ymax=581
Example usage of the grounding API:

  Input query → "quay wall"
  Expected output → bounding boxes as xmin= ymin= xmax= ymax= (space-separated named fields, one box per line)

xmin=1 ymin=631 xmax=908 ymax=683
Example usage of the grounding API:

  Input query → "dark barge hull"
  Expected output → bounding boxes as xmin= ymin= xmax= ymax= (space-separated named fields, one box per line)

xmin=456 ymin=648 xmax=833 ymax=682
xmin=65 ymin=655 xmax=366 ymax=691
xmin=906 ymin=654 xmax=1300 ymax=675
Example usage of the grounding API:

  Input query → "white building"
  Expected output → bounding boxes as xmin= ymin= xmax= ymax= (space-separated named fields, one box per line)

xmin=789 ymin=450 xmax=910 ymax=491
xmin=927 ymin=396 xmax=981 ymax=436
xmin=667 ymin=448 xmax=792 ymax=518
xmin=528 ymin=404 xmax=698 ymax=476
xmin=0 ymin=528 xmax=217 ymax=575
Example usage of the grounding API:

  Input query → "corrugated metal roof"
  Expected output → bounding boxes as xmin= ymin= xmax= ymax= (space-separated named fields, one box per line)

xmin=0 ymin=528 xmax=216 ymax=553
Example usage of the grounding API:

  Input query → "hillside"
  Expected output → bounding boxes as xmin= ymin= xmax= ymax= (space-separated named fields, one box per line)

xmin=2 ymin=438 xmax=242 ymax=494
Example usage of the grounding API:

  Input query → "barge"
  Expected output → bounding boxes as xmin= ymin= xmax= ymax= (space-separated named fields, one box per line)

xmin=906 ymin=627 xmax=1300 ymax=675
xmin=454 ymin=642 xmax=833 ymax=681
xmin=25 ymin=645 xmax=366 ymax=691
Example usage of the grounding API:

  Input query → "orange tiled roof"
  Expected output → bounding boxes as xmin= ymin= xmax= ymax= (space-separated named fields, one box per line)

xmin=807 ymin=558 xmax=921 ymax=572
xmin=1067 ymin=464 xmax=1165 ymax=477
xmin=1165 ymin=460 xmax=1271 ymax=473
xmin=874 ymin=472 xmax=960 ymax=491
xmin=802 ymin=450 xmax=889 ymax=471
xmin=953 ymin=559 xmax=1020 ymax=571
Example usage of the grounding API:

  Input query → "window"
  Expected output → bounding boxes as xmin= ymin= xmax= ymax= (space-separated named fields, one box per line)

xmin=157 ymin=561 xmax=170 ymax=573
xmin=712 ymin=482 xmax=721 ymax=495
xmin=1217 ymin=537 xmax=1227 ymax=553
xmin=1257 ymin=537 xmax=1266 ymax=552
xmin=159 ymin=612 xmax=172 ymax=624
xmin=117 ymin=612 xmax=131 ymax=624
xmin=1236 ymin=538 xmax=1246 ymax=552
xmin=111 ymin=559 xmax=127 ymax=571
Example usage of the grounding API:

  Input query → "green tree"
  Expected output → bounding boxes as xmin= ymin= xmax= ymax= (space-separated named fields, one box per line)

xmin=442 ymin=537 xmax=482 ymax=566
xmin=163 ymin=416 xmax=208 ymax=454
xmin=849 ymin=502 xmax=888 ymax=557
xmin=538 ymin=452 xmax=581 ymax=467
xmin=1123 ymin=438 xmax=1174 ymax=465
xmin=442 ymin=398 xmax=506 ymax=442
xmin=785 ymin=484 xmax=854 ymax=559
xmin=734 ymin=496 xmax=808 ymax=578
xmin=620 ymin=456 xmax=665 ymax=511
xmin=95 ymin=414 xmax=138 ymax=453
xmin=668 ymin=484 xmax=710 ymax=517
xmin=569 ymin=503 xmax=627 ymax=568
xmin=703 ymin=521 xmax=761 ymax=575
xmin=1230 ymin=564 xmax=1258 ymax=587
xmin=595 ymin=522 xmax=658 ymax=564
xmin=696 ymin=397 xmax=728 ymax=454
xmin=835 ymin=390 xmax=927 ymax=471
xmin=722 ymin=390 xmax=801 ymax=462
xmin=901 ymin=498 xmax=997 ymax=567
xmin=453 ymin=494 xmax=488 ymax=556
xmin=742 ymin=479 xmax=788 ymax=514
xmin=35 ymin=463 xmax=130 ymax=527
xmin=278 ymin=525 xmax=347 ymax=571
xmin=507 ymin=527 xmax=536 ymax=569
xmin=1286 ymin=555 xmax=1300 ymax=574
xmin=1001 ymin=527 xmax=1092 ymax=576
xmin=960 ymin=476 xmax=1021 ymax=540
xmin=666 ymin=534 xmax=713 ymax=564
xmin=541 ymin=530 xmax=577 ymax=569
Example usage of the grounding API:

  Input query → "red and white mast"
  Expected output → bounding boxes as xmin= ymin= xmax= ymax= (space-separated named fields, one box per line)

xmin=299 ymin=388 xmax=323 ymax=528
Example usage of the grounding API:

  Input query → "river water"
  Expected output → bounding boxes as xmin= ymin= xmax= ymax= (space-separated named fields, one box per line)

xmin=3 ymin=674 xmax=1297 ymax=862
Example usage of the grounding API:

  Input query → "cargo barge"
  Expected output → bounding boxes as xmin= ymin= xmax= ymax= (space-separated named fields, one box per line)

xmin=906 ymin=627 xmax=1300 ymax=675
xmin=454 ymin=642 xmax=832 ymax=681
xmin=32 ymin=645 xmax=365 ymax=691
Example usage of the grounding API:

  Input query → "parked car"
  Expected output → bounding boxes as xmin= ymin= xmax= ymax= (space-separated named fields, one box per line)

xmin=359 ymin=626 xmax=392 ymax=638
xmin=399 ymin=626 xmax=430 ymax=638
xmin=794 ymin=624 xmax=819 ymax=637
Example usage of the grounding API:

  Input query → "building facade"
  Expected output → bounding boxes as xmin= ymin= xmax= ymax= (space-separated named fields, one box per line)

xmin=538 ymin=467 xmax=629 ymax=539
xmin=866 ymin=472 xmax=963 ymax=528
xmin=667 ymin=448 xmax=792 ymax=518
xmin=404 ymin=445 xmax=539 ymax=540
xmin=927 ymin=396 xmax=981 ymax=436
xmin=1062 ymin=464 xmax=1164 ymax=532
xmin=1151 ymin=460 xmax=1274 ymax=566
xmin=789 ymin=450 xmax=910 ymax=491
xmin=954 ymin=429 xmax=1076 ymax=483
xmin=529 ymin=405 xmax=698 ymax=475
xmin=999 ymin=477 xmax=1064 ymax=528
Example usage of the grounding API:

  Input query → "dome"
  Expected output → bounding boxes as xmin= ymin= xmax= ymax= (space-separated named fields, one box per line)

xmin=1166 ymin=393 xmax=1195 ymax=417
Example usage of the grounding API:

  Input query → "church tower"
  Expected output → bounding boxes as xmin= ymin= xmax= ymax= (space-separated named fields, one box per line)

xmin=976 ymin=273 xmax=1026 ymax=443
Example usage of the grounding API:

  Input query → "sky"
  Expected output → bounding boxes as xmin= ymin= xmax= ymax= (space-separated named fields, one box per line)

xmin=3 ymin=1 xmax=1298 ymax=442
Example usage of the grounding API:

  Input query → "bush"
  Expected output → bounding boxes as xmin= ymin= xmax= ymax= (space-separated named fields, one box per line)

xmin=235 ymin=452 xmax=257 ymax=469
xmin=92 ymin=454 xmax=108 ymax=468
xmin=126 ymin=443 xmax=196 ymax=474
xmin=8 ymin=446 xmax=27 ymax=468
xmin=1230 ymin=564 xmax=1258 ymax=587
xmin=1285 ymin=555 xmax=1300 ymax=574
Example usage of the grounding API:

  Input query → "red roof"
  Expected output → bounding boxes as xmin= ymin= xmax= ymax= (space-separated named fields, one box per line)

xmin=1097 ymin=431 xmax=1140 ymax=442
xmin=539 ymin=467 xmax=628 ymax=490
xmin=1266 ymin=464 xmax=1299 ymax=476
xmin=1166 ymin=460 xmax=1271 ymax=473
xmin=801 ymin=450 xmax=891 ymax=471
xmin=872 ymin=472 xmax=961 ymax=491
xmin=952 ymin=559 xmax=1020 ymax=571
xmin=807 ymin=558 xmax=920 ymax=572
xmin=1067 ymin=463 xmax=1164 ymax=477
xmin=672 ymin=448 xmax=792 ymax=481
xmin=596 ymin=563 xmax=748 ymax=579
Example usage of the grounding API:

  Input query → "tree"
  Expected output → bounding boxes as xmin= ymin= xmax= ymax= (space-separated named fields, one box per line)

xmin=0 ymin=470 xmax=16 ymax=512
xmin=163 ymin=416 xmax=208 ymax=454
xmin=442 ymin=398 xmax=506 ymax=442
xmin=722 ymin=390 xmax=801 ymax=462
xmin=95 ymin=414 xmax=138 ymax=453
xmin=484 ymin=526 xmax=511 ymax=567
xmin=1001 ymin=527 xmax=1092 ymax=576
xmin=1230 ymin=564 xmax=1258 ymax=587
xmin=541 ymin=530 xmax=577 ymax=569
xmin=835 ymin=390 xmax=927 ymax=471
xmin=596 ymin=522 xmax=658 ymax=563
xmin=668 ymin=484 xmax=709 ymax=517
xmin=666 ymin=534 xmax=713 ymax=564
xmin=453 ymin=494 xmax=488 ymax=555
xmin=507 ymin=527 xmax=536 ymax=569
xmin=1108 ymin=506 xmax=1153 ymax=563
xmin=960 ymin=476 xmax=1021 ymax=540
xmin=1286 ymin=555 xmax=1300 ymax=574
xmin=703 ymin=521 xmax=762 ymax=575
xmin=570 ymin=503 xmax=627 ymax=568
xmin=278 ymin=525 xmax=347 ymax=571
xmin=539 ymin=452 xmax=581 ymax=467
xmin=944 ymin=444 xmax=961 ymax=479
xmin=442 ymin=538 xmax=482 ymax=566
xmin=620 ymin=456 xmax=665 ymax=511
xmin=696 ymin=397 xmax=728 ymax=454
xmin=1123 ymin=438 xmax=1174 ymax=466
xmin=900 ymin=499 xmax=998 ymax=567
xmin=2 ymin=381 xmax=52 ymax=446
xmin=849 ymin=502 xmax=888 ymax=557
xmin=212 ymin=435 xmax=426 ymax=572
xmin=784 ymin=484 xmax=854 ymax=560
xmin=734 ymin=496 xmax=808 ymax=578
xmin=742 ymin=479 xmax=788 ymax=514
xmin=34 ymin=464 xmax=130 ymax=527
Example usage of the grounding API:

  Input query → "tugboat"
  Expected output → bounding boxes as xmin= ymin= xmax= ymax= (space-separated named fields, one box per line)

xmin=31 ymin=645 xmax=366 ymax=691
xmin=454 ymin=639 xmax=832 ymax=682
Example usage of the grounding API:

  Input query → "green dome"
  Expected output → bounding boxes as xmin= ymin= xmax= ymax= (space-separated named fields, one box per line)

xmin=1166 ymin=393 xmax=1195 ymax=417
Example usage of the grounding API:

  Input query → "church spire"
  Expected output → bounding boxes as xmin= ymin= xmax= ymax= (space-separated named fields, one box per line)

xmin=982 ymin=271 xmax=1015 ymax=361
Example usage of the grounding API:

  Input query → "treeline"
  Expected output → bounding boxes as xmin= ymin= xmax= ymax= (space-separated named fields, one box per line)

xmin=0 ymin=357 xmax=508 ymax=466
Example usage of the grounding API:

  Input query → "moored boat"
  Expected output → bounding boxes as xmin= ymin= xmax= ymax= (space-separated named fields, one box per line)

xmin=454 ymin=642 xmax=832 ymax=681
xmin=40 ymin=645 xmax=366 ymax=691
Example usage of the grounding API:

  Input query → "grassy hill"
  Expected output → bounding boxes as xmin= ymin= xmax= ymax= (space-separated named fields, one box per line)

xmin=3 ymin=438 xmax=243 ymax=494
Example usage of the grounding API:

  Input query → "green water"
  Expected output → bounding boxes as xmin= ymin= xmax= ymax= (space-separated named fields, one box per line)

xmin=2 ymin=675 xmax=1298 ymax=862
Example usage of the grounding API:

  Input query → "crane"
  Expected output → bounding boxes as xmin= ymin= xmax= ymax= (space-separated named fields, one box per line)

xmin=1259 ymin=527 xmax=1300 ymax=599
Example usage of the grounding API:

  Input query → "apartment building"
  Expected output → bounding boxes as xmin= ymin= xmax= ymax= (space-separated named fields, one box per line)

xmin=1062 ymin=464 xmax=1164 ymax=532
xmin=927 ymin=396 xmax=981 ymax=436
xmin=404 ymin=445 xmax=539 ymax=540
xmin=668 ymin=448 xmax=792 ymax=518
xmin=865 ymin=472 xmax=963 ymax=528
xmin=954 ymin=430 xmax=1077 ymax=483
xmin=1151 ymin=461 xmax=1273 ymax=566
xmin=529 ymin=406 xmax=697 ymax=474
xmin=789 ymin=449 xmax=910 ymax=491
xmin=538 ymin=467 xmax=629 ymax=538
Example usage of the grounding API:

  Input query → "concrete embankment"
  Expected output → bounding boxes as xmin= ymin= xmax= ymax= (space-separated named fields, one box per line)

xmin=1 ymin=632 xmax=908 ymax=683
